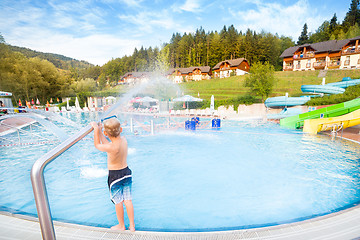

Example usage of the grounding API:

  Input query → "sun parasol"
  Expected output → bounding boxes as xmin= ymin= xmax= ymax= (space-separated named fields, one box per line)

xmin=36 ymin=98 xmax=40 ymax=105
xmin=75 ymin=97 xmax=81 ymax=109
xmin=130 ymin=97 xmax=142 ymax=103
xmin=173 ymin=95 xmax=203 ymax=109
xmin=18 ymin=99 xmax=22 ymax=106
xmin=210 ymin=95 xmax=215 ymax=112
xmin=31 ymin=99 xmax=35 ymax=105
xmin=135 ymin=96 xmax=159 ymax=103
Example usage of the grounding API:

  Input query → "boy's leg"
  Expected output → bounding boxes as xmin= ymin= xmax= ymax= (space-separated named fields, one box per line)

xmin=124 ymin=200 xmax=135 ymax=231
xmin=111 ymin=203 xmax=125 ymax=230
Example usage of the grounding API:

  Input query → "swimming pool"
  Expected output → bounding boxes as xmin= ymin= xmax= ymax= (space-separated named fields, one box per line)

xmin=1 ymin=112 xmax=360 ymax=232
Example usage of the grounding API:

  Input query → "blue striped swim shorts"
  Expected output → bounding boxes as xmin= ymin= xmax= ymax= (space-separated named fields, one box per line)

xmin=108 ymin=167 xmax=132 ymax=204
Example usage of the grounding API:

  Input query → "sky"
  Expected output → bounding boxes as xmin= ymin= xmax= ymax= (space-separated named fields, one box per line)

xmin=0 ymin=0 xmax=350 ymax=66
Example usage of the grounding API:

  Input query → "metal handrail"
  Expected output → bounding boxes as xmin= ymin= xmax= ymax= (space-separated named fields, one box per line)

xmin=31 ymin=124 xmax=93 ymax=239
xmin=30 ymin=100 xmax=123 ymax=239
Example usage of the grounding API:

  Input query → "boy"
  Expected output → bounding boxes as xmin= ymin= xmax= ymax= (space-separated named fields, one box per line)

xmin=90 ymin=117 xmax=135 ymax=231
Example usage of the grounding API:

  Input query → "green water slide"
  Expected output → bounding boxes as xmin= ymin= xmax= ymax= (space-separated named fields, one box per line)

xmin=279 ymin=98 xmax=360 ymax=129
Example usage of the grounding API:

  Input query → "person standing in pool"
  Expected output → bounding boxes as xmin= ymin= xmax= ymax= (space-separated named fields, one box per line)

xmin=90 ymin=117 xmax=135 ymax=232
xmin=0 ymin=101 xmax=7 ymax=115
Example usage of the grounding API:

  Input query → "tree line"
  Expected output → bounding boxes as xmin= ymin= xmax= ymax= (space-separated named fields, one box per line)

xmin=298 ymin=0 xmax=360 ymax=45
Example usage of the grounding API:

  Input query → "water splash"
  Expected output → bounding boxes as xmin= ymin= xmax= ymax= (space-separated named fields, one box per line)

xmin=80 ymin=166 xmax=107 ymax=179
xmin=104 ymin=72 xmax=181 ymax=118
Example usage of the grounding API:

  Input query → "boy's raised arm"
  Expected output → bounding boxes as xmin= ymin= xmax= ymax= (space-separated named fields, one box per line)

xmin=90 ymin=122 xmax=108 ymax=151
xmin=98 ymin=123 xmax=110 ymax=144
xmin=90 ymin=122 xmax=101 ymax=149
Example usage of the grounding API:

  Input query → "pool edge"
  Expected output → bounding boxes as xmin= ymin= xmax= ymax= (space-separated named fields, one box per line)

xmin=2 ymin=201 xmax=360 ymax=239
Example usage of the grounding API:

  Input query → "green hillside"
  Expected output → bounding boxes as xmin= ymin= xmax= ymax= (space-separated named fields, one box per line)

xmin=181 ymin=69 xmax=360 ymax=101
xmin=8 ymin=45 xmax=93 ymax=70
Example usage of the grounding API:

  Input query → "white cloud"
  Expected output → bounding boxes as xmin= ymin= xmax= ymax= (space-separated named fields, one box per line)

xmin=6 ymin=26 xmax=140 ymax=65
xmin=172 ymin=0 xmax=203 ymax=13
xmin=229 ymin=0 xmax=327 ymax=40
xmin=118 ymin=9 xmax=180 ymax=33
xmin=100 ymin=0 xmax=143 ymax=7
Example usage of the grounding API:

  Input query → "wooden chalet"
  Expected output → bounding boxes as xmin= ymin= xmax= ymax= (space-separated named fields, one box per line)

xmin=167 ymin=66 xmax=212 ymax=83
xmin=280 ymin=36 xmax=360 ymax=71
xmin=120 ymin=72 xmax=152 ymax=84
xmin=212 ymin=58 xmax=250 ymax=78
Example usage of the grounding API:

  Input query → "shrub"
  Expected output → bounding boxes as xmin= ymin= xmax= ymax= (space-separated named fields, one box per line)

xmin=306 ymin=84 xmax=360 ymax=106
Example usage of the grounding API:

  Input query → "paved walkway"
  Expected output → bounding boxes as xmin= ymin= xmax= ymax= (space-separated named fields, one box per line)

xmin=2 ymin=199 xmax=360 ymax=240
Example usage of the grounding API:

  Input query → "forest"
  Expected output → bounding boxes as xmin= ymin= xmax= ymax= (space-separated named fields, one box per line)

xmin=1 ymin=0 xmax=360 ymax=104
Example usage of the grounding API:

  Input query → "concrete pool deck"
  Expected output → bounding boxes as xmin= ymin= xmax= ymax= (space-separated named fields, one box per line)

xmin=1 ymin=202 xmax=360 ymax=240
xmin=2 ymin=126 xmax=360 ymax=239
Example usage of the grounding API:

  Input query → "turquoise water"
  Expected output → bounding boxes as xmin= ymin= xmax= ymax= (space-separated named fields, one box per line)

xmin=1 ymin=112 xmax=360 ymax=231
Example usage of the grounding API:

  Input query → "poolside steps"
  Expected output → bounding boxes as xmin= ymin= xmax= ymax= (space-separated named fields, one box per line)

xmin=280 ymin=98 xmax=360 ymax=129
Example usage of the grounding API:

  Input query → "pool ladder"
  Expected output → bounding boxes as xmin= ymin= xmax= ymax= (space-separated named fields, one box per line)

xmin=30 ymin=103 xmax=122 ymax=239
xmin=31 ymin=124 xmax=94 ymax=240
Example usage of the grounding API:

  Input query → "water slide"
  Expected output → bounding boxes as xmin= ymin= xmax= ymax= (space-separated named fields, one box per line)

xmin=301 ymin=85 xmax=345 ymax=94
xmin=301 ymin=77 xmax=360 ymax=95
xmin=280 ymin=98 xmax=360 ymax=129
xmin=265 ymin=78 xmax=360 ymax=110
xmin=264 ymin=95 xmax=311 ymax=108
xmin=303 ymin=108 xmax=360 ymax=134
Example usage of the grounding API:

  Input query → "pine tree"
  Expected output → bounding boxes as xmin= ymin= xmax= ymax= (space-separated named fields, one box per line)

xmin=0 ymin=33 xmax=5 ymax=43
xmin=329 ymin=13 xmax=338 ymax=33
xmin=297 ymin=23 xmax=309 ymax=45
xmin=343 ymin=0 xmax=360 ymax=27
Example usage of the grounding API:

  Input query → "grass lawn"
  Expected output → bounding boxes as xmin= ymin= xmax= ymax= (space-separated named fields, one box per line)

xmin=180 ymin=69 xmax=360 ymax=101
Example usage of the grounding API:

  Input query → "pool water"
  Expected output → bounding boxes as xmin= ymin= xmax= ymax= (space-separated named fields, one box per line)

xmin=1 ymin=112 xmax=360 ymax=231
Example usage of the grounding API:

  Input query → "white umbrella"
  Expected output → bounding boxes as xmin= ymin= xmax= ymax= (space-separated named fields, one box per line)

xmin=75 ymin=97 xmax=81 ymax=109
xmin=173 ymin=95 xmax=203 ymax=109
xmin=210 ymin=95 xmax=215 ymax=112
xmin=66 ymin=98 xmax=70 ymax=110
xmin=173 ymin=95 xmax=203 ymax=102
xmin=0 ymin=91 xmax=12 ymax=96
xmin=135 ymin=96 xmax=159 ymax=103
xmin=105 ymin=96 xmax=116 ymax=105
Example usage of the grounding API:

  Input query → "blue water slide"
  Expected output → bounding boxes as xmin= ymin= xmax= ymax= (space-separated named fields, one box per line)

xmin=326 ymin=78 xmax=360 ymax=88
xmin=301 ymin=77 xmax=360 ymax=95
xmin=264 ymin=96 xmax=311 ymax=108
xmin=267 ymin=107 xmax=303 ymax=119
xmin=301 ymin=85 xmax=345 ymax=94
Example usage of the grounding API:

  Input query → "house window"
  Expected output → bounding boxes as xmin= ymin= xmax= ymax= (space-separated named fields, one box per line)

xmin=306 ymin=60 xmax=311 ymax=68
xmin=345 ymin=56 xmax=350 ymax=66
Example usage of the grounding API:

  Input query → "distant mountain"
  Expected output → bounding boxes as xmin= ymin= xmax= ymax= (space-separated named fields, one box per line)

xmin=8 ymin=45 xmax=93 ymax=70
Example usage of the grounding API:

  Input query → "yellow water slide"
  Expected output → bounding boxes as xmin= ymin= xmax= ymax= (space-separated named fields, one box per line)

xmin=303 ymin=108 xmax=360 ymax=134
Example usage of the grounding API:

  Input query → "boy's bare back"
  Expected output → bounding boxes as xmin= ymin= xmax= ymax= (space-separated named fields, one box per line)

xmin=106 ymin=135 xmax=128 ymax=170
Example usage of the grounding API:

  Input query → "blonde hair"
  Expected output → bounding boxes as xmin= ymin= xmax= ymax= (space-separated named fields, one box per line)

xmin=103 ymin=118 xmax=121 ymax=137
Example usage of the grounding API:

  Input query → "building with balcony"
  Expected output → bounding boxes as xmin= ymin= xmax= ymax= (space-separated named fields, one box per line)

xmin=167 ymin=66 xmax=212 ymax=83
xmin=280 ymin=36 xmax=360 ymax=71
xmin=212 ymin=58 xmax=250 ymax=78
xmin=120 ymin=72 xmax=152 ymax=84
